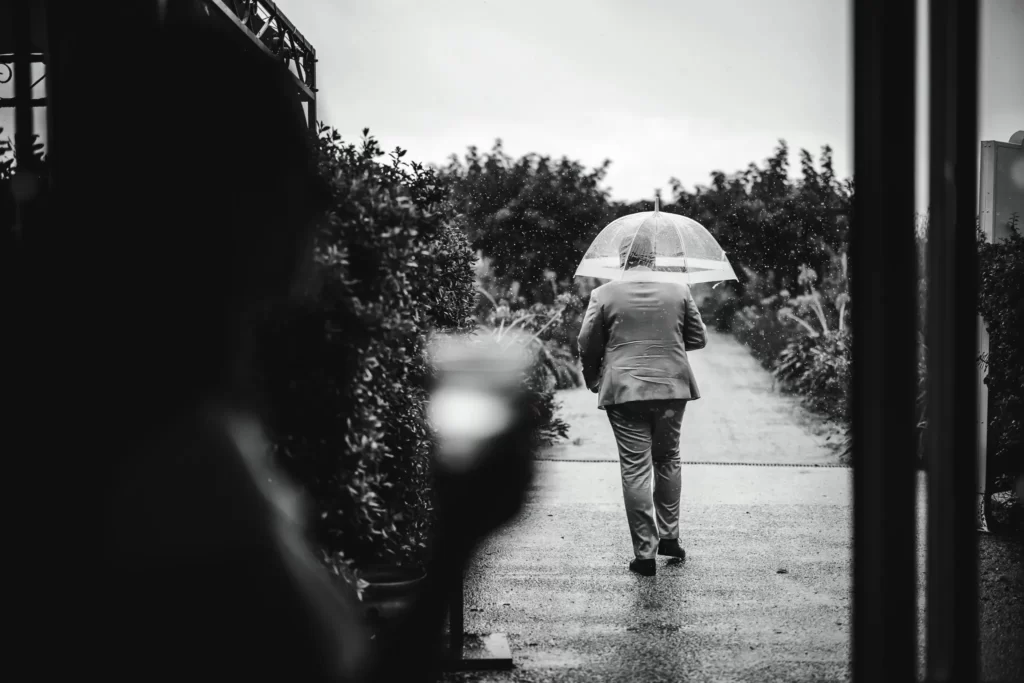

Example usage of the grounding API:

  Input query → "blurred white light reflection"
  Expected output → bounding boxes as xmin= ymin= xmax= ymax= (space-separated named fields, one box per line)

xmin=427 ymin=331 xmax=534 ymax=472
xmin=428 ymin=387 xmax=513 ymax=472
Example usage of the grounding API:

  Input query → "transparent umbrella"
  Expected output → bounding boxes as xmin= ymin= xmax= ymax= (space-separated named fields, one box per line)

xmin=574 ymin=198 xmax=738 ymax=285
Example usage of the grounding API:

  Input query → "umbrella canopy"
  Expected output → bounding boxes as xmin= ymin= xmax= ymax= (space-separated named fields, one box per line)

xmin=574 ymin=199 xmax=738 ymax=285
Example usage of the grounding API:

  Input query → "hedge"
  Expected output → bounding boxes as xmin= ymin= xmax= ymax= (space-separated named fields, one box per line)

xmin=978 ymin=218 xmax=1024 ymax=489
xmin=254 ymin=128 xmax=477 ymax=574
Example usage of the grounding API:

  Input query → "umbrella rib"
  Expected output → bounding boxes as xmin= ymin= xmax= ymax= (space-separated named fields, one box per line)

xmin=671 ymin=220 xmax=688 ymax=281
xmin=620 ymin=226 xmax=641 ymax=275
xmin=620 ymin=212 xmax=654 ymax=274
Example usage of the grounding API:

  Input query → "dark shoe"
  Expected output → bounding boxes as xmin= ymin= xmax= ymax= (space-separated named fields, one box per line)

xmin=658 ymin=539 xmax=686 ymax=561
xmin=629 ymin=558 xmax=656 ymax=576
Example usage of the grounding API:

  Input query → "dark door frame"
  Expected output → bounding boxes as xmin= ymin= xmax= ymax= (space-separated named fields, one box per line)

xmin=851 ymin=0 xmax=981 ymax=682
xmin=850 ymin=0 xmax=921 ymax=679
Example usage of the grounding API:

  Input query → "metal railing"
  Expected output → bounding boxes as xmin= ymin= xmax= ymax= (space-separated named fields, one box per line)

xmin=205 ymin=0 xmax=318 ymax=128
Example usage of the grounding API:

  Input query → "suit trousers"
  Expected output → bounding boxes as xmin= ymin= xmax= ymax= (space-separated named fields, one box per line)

xmin=606 ymin=399 xmax=687 ymax=560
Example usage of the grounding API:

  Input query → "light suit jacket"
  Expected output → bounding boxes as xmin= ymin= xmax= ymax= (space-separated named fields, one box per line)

xmin=577 ymin=272 xmax=707 ymax=409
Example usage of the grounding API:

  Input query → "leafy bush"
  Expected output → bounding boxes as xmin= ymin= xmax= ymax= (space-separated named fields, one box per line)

xmin=442 ymin=140 xmax=613 ymax=305
xmin=524 ymin=350 xmax=572 ymax=445
xmin=978 ymin=216 xmax=1024 ymax=485
xmin=778 ymin=255 xmax=850 ymax=335
xmin=0 ymin=128 xmax=13 ymax=241
xmin=752 ymin=251 xmax=854 ymax=453
xmin=478 ymin=300 xmax=574 ymax=443
xmin=0 ymin=127 xmax=11 ymax=180
xmin=730 ymin=266 xmax=801 ymax=369
xmin=669 ymin=142 xmax=852 ymax=296
xmin=691 ymin=281 xmax=743 ymax=332
xmin=774 ymin=329 xmax=852 ymax=423
xmin=658 ymin=143 xmax=853 ymax=374
xmin=477 ymin=271 xmax=587 ymax=391
xmin=255 ymin=127 xmax=477 ymax=574
xmin=733 ymin=305 xmax=795 ymax=370
xmin=915 ymin=213 xmax=1022 ymax=484
xmin=0 ymin=127 xmax=47 ymax=240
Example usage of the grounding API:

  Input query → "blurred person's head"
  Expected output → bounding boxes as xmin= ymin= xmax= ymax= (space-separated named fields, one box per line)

xmin=10 ymin=3 xmax=333 ymax=673
xmin=52 ymin=1 xmax=330 ymax=430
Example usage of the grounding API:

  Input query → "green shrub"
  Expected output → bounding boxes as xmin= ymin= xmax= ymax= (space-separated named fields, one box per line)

xmin=752 ymin=252 xmax=854 ymax=453
xmin=1 ymin=127 xmax=47 ymax=241
xmin=978 ymin=217 xmax=1024 ymax=485
xmin=477 ymin=302 xmax=573 ymax=443
xmin=524 ymin=350 xmax=572 ymax=445
xmin=478 ymin=284 xmax=586 ymax=391
xmin=693 ymin=281 xmax=743 ymax=332
xmin=774 ymin=329 xmax=852 ymax=423
xmin=733 ymin=304 xmax=795 ymax=369
xmin=730 ymin=267 xmax=801 ymax=369
xmin=670 ymin=142 xmax=852 ymax=298
xmin=0 ymin=127 xmax=12 ymax=180
xmin=0 ymin=128 xmax=13 ymax=242
xmin=442 ymin=140 xmax=613 ymax=304
xmin=255 ymin=127 xmax=477 ymax=574
xmin=914 ymin=214 xmax=1022 ymax=484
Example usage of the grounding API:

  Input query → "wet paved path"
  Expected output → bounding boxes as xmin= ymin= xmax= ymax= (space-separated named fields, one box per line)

xmin=443 ymin=331 xmax=854 ymax=682
xmin=544 ymin=330 xmax=846 ymax=466
xmin=452 ymin=463 xmax=852 ymax=682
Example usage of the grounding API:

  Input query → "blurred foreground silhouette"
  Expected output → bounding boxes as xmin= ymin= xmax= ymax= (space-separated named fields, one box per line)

xmin=8 ymin=2 xmax=535 ymax=681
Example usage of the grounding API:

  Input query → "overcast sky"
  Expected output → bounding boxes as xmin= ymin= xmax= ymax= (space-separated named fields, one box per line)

xmin=283 ymin=0 xmax=1022 ymax=206
xmin=287 ymin=0 xmax=852 ymax=202
xmin=2 ymin=1 xmax=1020 ymax=208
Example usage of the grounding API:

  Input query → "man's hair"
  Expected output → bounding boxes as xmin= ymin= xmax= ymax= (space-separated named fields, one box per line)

xmin=619 ymin=231 xmax=656 ymax=269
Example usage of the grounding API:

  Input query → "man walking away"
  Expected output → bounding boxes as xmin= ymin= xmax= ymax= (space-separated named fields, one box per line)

xmin=577 ymin=230 xmax=707 ymax=576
